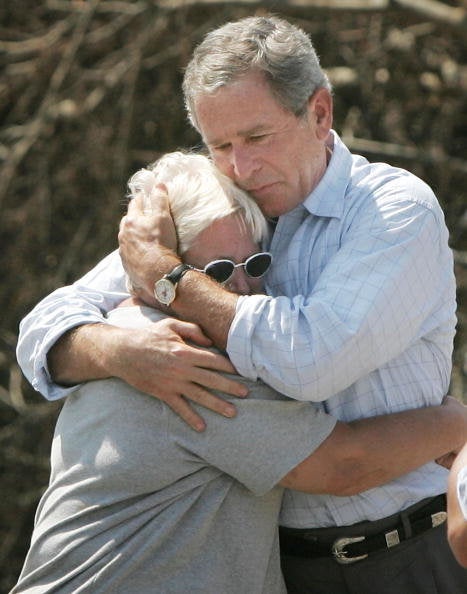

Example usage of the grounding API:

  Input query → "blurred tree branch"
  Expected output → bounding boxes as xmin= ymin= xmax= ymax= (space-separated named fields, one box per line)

xmin=0 ymin=0 xmax=102 ymax=209
xmin=0 ymin=3 xmax=465 ymax=590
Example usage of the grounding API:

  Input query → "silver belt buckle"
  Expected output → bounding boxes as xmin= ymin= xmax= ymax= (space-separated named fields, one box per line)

xmin=431 ymin=511 xmax=447 ymax=528
xmin=332 ymin=536 xmax=368 ymax=565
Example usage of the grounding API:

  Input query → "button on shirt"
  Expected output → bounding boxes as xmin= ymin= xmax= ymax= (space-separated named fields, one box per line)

xmin=17 ymin=131 xmax=456 ymax=528
xmin=228 ymin=131 xmax=456 ymax=527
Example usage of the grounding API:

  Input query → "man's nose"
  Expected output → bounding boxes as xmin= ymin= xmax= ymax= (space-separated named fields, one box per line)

xmin=231 ymin=147 xmax=258 ymax=181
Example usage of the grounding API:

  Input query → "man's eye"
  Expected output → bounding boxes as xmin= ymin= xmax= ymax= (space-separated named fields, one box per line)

xmin=250 ymin=134 xmax=268 ymax=142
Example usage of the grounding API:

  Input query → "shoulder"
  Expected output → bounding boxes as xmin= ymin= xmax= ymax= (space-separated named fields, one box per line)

xmin=345 ymin=161 xmax=445 ymax=231
xmin=350 ymin=160 xmax=438 ymax=209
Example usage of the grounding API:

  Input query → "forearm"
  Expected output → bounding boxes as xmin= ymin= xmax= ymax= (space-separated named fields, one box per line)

xmin=447 ymin=442 xmax=467 ymax=567
xmin=282 ymin=399 xmax=466 ymax=495
xmin=341 ymin=403 xmax=466 ymax=495
xmin=133 ymin=246 xmax=237 ymax=350
xmin=172 ymin=269 xmax=237 ymax=350
xmin=48 ymin=323 xmax=119 ymax=385
xmin=120 ymin=196 xmax=238 ymax=349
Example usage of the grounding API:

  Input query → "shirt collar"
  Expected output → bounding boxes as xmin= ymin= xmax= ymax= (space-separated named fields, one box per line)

xmin=302 ymin=130 xmax=353 ymax=220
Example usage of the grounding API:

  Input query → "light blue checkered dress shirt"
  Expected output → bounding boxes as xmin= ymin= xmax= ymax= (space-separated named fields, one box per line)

xmin=17 ymin=131 xmax=456 ymax=528
xmin=228 ymin=131 xmax=457 ymax=528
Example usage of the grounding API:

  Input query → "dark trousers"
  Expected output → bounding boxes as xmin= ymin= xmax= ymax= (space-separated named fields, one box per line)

xmin=280 ymin=506 xmax=467 ymax=594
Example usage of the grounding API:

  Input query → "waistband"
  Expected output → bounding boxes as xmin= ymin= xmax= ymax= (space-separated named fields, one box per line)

xmin=279 ymin=494 xmax=447 ymax=565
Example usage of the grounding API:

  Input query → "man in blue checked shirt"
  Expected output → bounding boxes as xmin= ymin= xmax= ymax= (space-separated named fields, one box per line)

xmin=17 ymin=15 xmax=466 ymax=593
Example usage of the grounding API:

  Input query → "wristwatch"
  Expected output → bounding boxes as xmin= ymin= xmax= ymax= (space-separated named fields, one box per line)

xmin=154 ymin=263 xmax=193 ymax=306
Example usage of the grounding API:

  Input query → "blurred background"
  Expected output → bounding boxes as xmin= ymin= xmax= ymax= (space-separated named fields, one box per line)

xmin=1 ymin=0 xmax=466 ymax=589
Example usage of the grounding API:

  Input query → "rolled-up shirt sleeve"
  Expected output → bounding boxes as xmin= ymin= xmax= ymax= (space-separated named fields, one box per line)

xmin=16 ymin=250 xmax=128 ymax=400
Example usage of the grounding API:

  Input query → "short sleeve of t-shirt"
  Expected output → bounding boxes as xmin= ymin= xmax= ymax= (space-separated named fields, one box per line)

xmin=168 ymin=380 xmax=336 ymax=497
xmin=105 ymin=305 xmax=337 ymax=498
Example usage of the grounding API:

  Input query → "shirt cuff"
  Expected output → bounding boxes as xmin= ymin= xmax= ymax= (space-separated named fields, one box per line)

xmin=227 ymin=294 xmax=270 ymax=380
xmin=31 ymin=314 xmax=110 ymax=401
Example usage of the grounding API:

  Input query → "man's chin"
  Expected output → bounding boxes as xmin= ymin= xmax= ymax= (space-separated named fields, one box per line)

xmin=254 ymin=196 xmax=294 ymax=218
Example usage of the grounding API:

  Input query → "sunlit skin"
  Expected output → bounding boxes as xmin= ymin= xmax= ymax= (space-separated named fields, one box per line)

xmin=121 ymin=212 xmax=264 ymax=309
xmin=183 ymin=213 xmax=264 ymax=295
xmin=194 ymin=70 xmax=334 ymax=218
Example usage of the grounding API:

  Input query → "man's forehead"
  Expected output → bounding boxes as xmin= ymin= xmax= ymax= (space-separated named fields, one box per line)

xmin=196 ymin=100 xmax=285 ymax=147
xmin=195 ymin=72 xmax=281 ymax=125
xmin=201 ymin=122 xmax=272 ymax=147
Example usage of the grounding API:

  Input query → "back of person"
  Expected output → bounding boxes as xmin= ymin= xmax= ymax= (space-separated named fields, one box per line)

xmin=12 ymin=306 xmax=332 ymax=594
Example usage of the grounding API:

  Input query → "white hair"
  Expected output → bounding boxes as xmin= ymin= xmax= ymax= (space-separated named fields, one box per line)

xmin=127 ymin=151 xmax=269 ymax=254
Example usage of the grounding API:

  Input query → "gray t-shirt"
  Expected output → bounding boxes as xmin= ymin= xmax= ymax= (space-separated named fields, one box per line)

xmin=13 ymin=307 xmax=336 ymax=594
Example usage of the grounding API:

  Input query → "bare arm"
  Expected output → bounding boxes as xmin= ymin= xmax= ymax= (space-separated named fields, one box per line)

xmin=48 ymin=319 xmax=248 ymax=432
xmin=280 ymin=396 xmax=467 ymax=495
xmin=447 ymin=440 xmax=467 ymax=567
xmin=118 ymin=192 xmax=236 ymax=349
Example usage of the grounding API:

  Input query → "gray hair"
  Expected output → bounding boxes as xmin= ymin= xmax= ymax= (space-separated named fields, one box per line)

xmin=127 ymin=151 xmax=269 ymax=255
xmin=183 ymin=15 xmax=331 ymax=131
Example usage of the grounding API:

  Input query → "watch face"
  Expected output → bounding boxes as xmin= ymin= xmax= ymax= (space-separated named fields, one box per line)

xmin=154 ymin=278 xmax=176 ymax=305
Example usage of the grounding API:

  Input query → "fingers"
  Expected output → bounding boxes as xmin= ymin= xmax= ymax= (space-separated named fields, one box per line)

xmin=162 ymin=394 xmax=207 ymax=433
xmin=189 ymin=347 xmax=237 ymax=374
xmin=161 ymin=318 xmax=238 ymax=372
xmin=127 ymin=186 xmax=171 ymax=220
xmin=168 ymin=318 xmax=213 ymax=347
xmin=127 ymin=193 xmax=147 ymax=215
xmin=117 ymin=321 xmax=249 ymax=429
xmin=121 ymin=196 xmax=159 ymax=238
xmin=176 ymin=343 xmax=244 ymax=384
xmin=182 ymin=382 xmax=238 ymax=419
xmin=152 ymin=385 xmax=238 ymax=433
xmin=191 ymin=365 xmax=248 ymax=397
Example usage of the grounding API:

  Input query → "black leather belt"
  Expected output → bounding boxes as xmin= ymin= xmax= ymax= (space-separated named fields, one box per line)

xmin=279 ymin=494 xmax=447 ymax=565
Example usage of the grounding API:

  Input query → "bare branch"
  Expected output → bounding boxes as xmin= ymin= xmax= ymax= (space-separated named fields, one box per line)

xmin=0 ymin=20 xmax=73 ymax=60
xmin=342 ymin=136 xmax=467 ymax=175
xmin=0 ymin=0 xmax=102 ymax=211
xmin=454 ymin=250 xmax=467 ymax=268
xmin=46 ymin=0 xmax=147 ymax=14
xmin=156 ymin=0 xmax=390 ymax=8
xmin=392 ymin=0 xmax=467 ymax=28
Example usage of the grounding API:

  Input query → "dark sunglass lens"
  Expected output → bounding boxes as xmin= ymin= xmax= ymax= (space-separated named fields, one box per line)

xmin=245 ymin=253 xmax=272 ymax=278
xmin=205 ymin=260 xmax=234 ymax=283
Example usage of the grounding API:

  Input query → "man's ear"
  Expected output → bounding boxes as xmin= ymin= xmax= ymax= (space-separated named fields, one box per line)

xmin=307 ymin=87 xmax=333 ymax=140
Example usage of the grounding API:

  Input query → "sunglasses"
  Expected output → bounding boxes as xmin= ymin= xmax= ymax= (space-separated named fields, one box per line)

xmin=193 ymin=252 xmax=272 ymax=284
